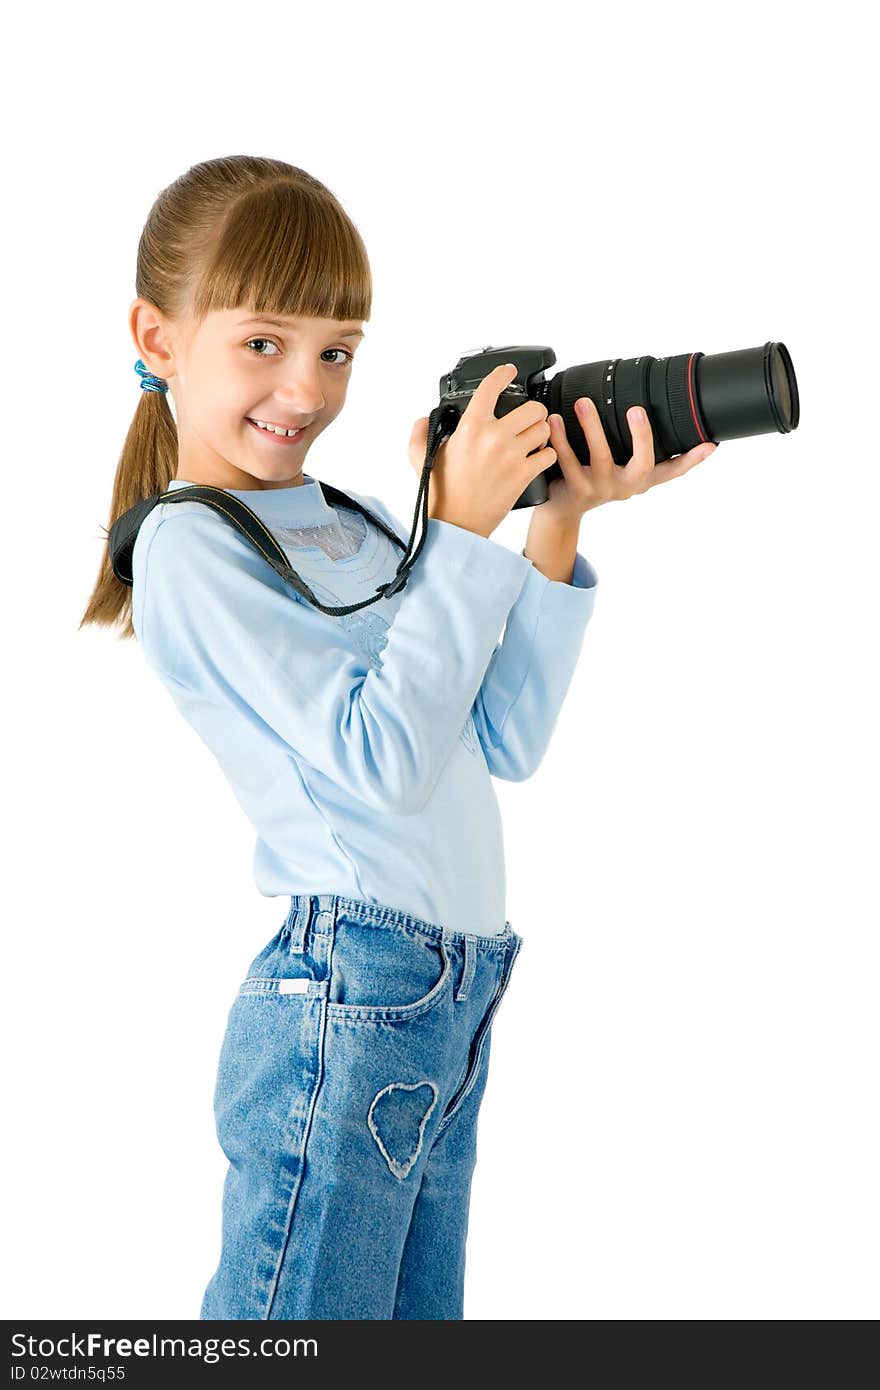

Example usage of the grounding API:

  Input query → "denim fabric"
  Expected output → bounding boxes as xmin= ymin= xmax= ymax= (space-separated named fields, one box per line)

xmin=200 ymin=893 xmax=524 ymax=1320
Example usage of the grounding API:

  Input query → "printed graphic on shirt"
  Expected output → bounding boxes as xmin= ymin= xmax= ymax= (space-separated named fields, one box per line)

xmin=341 ymin=607 xmax=395 ymax=669
xmin=274 ymin=509 xmax=366 ymax=560
xmin=458 ymin=710 xmax=480 ymax=757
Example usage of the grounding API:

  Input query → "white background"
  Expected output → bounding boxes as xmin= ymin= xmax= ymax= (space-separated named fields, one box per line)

xmin=3 ymin=0 xmax=877 ymax=1321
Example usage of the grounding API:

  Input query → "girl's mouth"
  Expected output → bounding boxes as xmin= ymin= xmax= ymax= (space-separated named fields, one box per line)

xmin=246 ymin=417 xmax=307 ymax=445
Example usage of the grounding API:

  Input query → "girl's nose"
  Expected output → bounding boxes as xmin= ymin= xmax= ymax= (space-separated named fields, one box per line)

xmin=275 ymin=375 xmax=326 ymax=416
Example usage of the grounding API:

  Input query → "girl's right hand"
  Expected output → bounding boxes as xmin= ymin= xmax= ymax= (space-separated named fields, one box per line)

xmin=407 ymin=363 xmax=557 ymax=539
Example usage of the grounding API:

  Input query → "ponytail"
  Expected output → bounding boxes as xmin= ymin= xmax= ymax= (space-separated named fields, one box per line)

xmin=79 ymin=384 xmax=178 ymax=637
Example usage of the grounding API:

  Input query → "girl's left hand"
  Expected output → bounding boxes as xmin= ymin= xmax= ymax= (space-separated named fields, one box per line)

xmin=543 ymin=398 xmax=719 ymax=526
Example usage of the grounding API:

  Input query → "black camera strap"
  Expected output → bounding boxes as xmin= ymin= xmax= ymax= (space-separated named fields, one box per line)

xmin=109 ymin=406 xmax=452 ymax=618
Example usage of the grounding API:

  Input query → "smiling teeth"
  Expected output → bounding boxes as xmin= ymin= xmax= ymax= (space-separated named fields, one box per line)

xmin=251 ymin=419 xmax=302 ymax=436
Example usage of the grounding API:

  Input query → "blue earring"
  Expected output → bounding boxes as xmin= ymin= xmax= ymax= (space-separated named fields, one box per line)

xmin=135 ymin=358 xmax=169 ymax=394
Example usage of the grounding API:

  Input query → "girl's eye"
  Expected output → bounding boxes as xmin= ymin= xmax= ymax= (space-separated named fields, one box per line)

xmin=245 ymin=338 xmax=280 ymax=356
xmin=245 ymin=338 xmax=353 ymax=366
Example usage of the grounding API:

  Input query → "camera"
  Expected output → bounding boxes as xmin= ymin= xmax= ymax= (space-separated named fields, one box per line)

xmin=433 ymin=341 xmax=799 ymax=508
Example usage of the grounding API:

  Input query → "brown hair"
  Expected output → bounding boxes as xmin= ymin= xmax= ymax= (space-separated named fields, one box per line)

xmin=80 ymin=154 xmax=372 ymax=639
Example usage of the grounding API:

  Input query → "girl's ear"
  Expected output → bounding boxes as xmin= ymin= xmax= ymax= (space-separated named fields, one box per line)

xmin=408 ymin=416 xmax=430 ymax=476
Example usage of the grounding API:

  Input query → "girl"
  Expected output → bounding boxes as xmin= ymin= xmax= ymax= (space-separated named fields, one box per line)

xmin=80 ymin=154 xmax=716 ymax=1321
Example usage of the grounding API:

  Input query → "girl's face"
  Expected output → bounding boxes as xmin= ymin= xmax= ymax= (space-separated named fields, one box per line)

xmin=132 ymin=304 xmax=365 ymax=490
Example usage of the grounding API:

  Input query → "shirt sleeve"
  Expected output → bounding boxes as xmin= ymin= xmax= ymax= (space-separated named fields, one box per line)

xmin=132 ymin=501 xmax=534 ymax=817
xmin=469 ymin=550 xmax=599 ymax=780
xmin=359 ymin=492 xmax=599 ymax=782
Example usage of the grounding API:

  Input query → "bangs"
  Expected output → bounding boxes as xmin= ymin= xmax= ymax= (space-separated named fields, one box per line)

xmin=188 ymin=179 xmax=371 ymax=326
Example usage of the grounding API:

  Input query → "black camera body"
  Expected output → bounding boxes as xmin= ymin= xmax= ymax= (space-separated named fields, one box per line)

xmin=435 ymin=341 xmax=799 ymax=509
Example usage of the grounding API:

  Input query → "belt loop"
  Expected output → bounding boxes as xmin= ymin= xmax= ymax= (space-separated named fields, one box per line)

xmin=312 ymin=894 xmax=337 ymax=935
xmin=455 ymin=933 xmax=478 ymax=1001
xmin=286 ymin=897 xmax=311 ymax=955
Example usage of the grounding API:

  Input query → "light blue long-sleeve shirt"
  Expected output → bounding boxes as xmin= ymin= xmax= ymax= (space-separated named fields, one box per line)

xmin=131 ymin=474 xmax=599 ymax=936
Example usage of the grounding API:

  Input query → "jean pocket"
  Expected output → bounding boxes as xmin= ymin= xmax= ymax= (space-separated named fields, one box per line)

xmin=324 ymin=920 xmax=453 ymax=1024
xmin=235 ymin=924 xmax=316 ymax=1000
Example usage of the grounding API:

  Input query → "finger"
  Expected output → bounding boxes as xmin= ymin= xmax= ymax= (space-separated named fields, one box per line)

xmin=646 ymin=441 xmax=718 ymax=488
xmin=470 ymin=362 xmax=519 ymax=420
xmin=573 ymin=397 xmax=615 ymax=474
xmin=512 ymin=402 xmax=551 ymax=439
xmin=518 ymin=416 xmax=553 ymax=452
xmin=548 ymin=416 xmax=589 ymax=490
xmin=548 ymin=413 xmax=586 ymax=473
xmin=624 ymin=405 xmax=655 ymax=482
xmin=407 ymin=416 xmax=430 ymax=473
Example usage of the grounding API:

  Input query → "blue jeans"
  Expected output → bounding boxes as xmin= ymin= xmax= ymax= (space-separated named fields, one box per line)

xmin=200 ymin=893 xmax=524 ymax=1320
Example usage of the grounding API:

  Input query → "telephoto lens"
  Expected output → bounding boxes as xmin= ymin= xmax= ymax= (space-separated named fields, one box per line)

xmin=539 ymin=341 xmax=799 ymax=471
